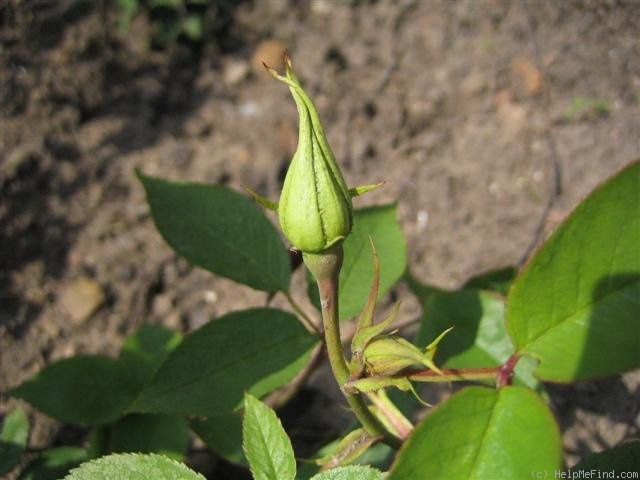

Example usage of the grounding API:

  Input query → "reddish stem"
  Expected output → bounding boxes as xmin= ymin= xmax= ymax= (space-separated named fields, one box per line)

xmin=496 ymin=354 xmax=520 ymax=388
xmin=407 ymin=366 xmax=499 ymax=383
xmin=407 ymin=355 xmax=521 ymax=387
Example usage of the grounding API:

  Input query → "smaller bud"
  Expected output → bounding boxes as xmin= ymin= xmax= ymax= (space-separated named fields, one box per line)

xmin=363 ymin=328 xmax=453 ymax=377
xmin=363 ymin=336 xmax=431 ymax=376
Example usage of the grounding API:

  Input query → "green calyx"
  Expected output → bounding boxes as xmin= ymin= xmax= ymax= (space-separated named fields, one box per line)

xmin=248 ymin=55 xmax=383 ymax=254
xmin=346 ymin=239 xmax=452 ymax=383
xmin=260 ymin=54 xmax=384 ymax=254
xmin=361 ymin=327 xmax=452 ymax=377
xmin=363 ymin=335 xmax=440 ymax=376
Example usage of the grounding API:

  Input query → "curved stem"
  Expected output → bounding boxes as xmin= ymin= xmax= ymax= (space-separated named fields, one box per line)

xmin=316 ymin=274 xmax=401 ymax=449
xmin=316 ymin=276 xmax=350 ymax=383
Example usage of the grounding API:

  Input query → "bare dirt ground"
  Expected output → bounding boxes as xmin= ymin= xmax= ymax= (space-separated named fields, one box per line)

xmin=1 ymin=1 xmax=639 ymax=477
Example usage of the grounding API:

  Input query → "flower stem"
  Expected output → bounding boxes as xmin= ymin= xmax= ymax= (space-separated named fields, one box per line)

xmin=316 ymin=275 xmax=350 ymax=383
xmin=406 ymin=366 xmax=500 ymax=383
xmin=367 ymin=390 xmax=414 ymax=440
xmin=282 ymin=290 xmax=319 ymax=334
xmin=306 ymin=247 xmax=401 ymax=449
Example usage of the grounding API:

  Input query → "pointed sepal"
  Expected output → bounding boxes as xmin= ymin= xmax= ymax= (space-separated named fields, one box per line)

xmin=424 ymin=327 xmax=454 ymax=363
xmin=243 ymin=185 xmax=278 ymax=211
xmin=349 ymin=182 xmax=385 ymax=198
xmin=345 ymin=376 xmax=432 ymax=407
xmin=362 ymin=326 xmax=453 ymax=377
xmin=350 ymin=238 xmax=380 ymax=374
xmin=352 ymin=302 xmax=400 ymax=370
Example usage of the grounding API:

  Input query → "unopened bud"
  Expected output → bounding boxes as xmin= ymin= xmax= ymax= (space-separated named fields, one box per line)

xmin=266 ymin=54 xmax=353 ymax=253
xmin=363 ymin=336 xmax=434 ymax=376
xmin=363 ymin=328 xmax=452 ymax=377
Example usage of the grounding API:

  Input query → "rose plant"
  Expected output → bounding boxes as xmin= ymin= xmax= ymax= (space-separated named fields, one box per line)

xmin=3 ymin=55 xmax=639 ymax=480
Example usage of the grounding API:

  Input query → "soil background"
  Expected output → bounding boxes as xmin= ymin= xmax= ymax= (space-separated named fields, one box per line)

xmin=1 ymin=1 xmax=639 ymax=478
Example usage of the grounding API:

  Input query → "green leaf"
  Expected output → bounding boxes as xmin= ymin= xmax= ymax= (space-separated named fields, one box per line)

xmin=86 ymin=427 xmax=110 ymax=460
xmin=507 ymin=161 xmax=640 ymax=381
xmin=130 ymin=308 xmax=318 ymax=416
xmin=19 ymin=447 xmax=87 ymax=480
xmin=308 ymin=204 xmax=407 ymax=320
xmin=416 ymin=289 xmax=511 ymax=366
xmin=571 ymin=441 xmax=640 ymax=473
xmin=10 ymin=356 xmax=139 ymax=425
xmin=0 ymin=407 xmax=29 ymax=475
xmin=9 ymin=326 xmax=183 ymax=434
xmin=119 ymin=324 xmax=182 ymax=388
xmin=388 ymin=386 xmax=562 ymax=480
xmin=109 ymin=414 xmax=188 ymax=460
xmin=242 ymin=394 xmax=296 ymax=480
xmin=310 ymin=466 xmax=384 ymax=480
xmin=138 ymin=173 xmax=291 ymax=293
xmin=463 ymin=266 xmax=517 ymax=296
xmin=191 ymin=413 xmax=245 ymax=465
xmin=414 ymin=288 xmax=539 ymax=389
xmin=64 ymin=453 xmax=205 ymax=480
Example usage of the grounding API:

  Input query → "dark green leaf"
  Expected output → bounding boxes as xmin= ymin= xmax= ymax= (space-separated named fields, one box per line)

xmin=388 ymin=386 xmax=562 ymax=479
xmin=64 ymin=453 xmax=204 ymax=480
xmin=308 ymin=204 xmax=407 ymax=320
xmin=138 ymin=173 xmax=291 ymax=292
xmin=0 ymin=407 xmax=29 ymax=475
xmin=414 ymin=288 xmax=538 ymax=389
xmin=507 ymin=161 xmax=640 ymax=381
xmin=86 ymin=427 xmax=110 ymax=460
xmin=130 ymin=308 xmax=318 ymax=416
xmin=11 ymin=356 xmax=139 ymax=425
xmin=416 ymin=289 xmax=511 ymax=366
xmin=571 ymin=441 xmax=640 ymax=473
xmin=310 ymin=466 xmax=384 ymax=480
xmin=463 ymin=266 xmax=517 ymax=296
xmin=119 ymin=324 xmax=182 ymax=388
xmin=242 ymin=394 xmax=296 ymax=480
xmin=20 ymin=447 xmax=87 ymax=480
xmin=191 ymin=413 xmax=245 ymax=465
xmin=404 ymin=272 xmax=439 ymax=302
xmin=109 ymin=414 xmax=188 ymax=460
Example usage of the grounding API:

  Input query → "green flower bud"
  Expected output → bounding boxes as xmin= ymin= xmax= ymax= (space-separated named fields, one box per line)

xmin=362 ymin=327 xmax=452 ymax=377
xmin=266 ymin=55 xmax=353 ymax=253
xmin=363 ymin=336 xmax=431 ymax=376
